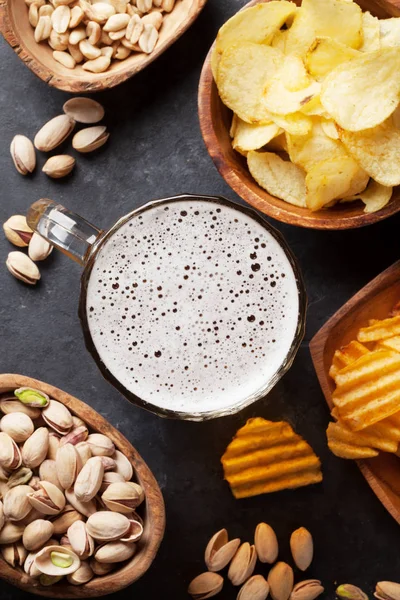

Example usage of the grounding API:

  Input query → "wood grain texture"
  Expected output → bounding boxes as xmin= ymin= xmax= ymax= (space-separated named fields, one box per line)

xmin=309 ymin=261 xmax=400 ymax=524
xmin=198 ymin=0 xmax=400 ymax=230
xmin=0 ymin=0 xmax=207 ymax=92
xmin=0 ymin=374 xmax=165 ymax=598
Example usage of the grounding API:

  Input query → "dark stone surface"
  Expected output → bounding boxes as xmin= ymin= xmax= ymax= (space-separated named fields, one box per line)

xmin=1 ymin=1 xmax=400 ymax=598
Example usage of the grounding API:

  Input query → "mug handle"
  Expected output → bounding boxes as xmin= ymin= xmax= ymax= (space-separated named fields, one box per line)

xmin=27 ymin=199 xmax=103 ymax=266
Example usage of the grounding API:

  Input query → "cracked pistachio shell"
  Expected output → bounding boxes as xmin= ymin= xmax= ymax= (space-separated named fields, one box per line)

xmin=35 ymin=544 xmax=80 ymax=576
xmin=10 ymin=136 xmax=36 ymax=175
xmin=94 ymin=540 xmax=136 ymax=563
xmin=228 ymin=543 xmax=257 ymax=587
xmin=86 ymin=511 xmax=130 ymax=542
xmin=42 ymin=155 xmax=75 ymax=179
xmin=68 ymin=520 xmax=94 ymax=559
xmin=0 ymin=397 xmax=40 ymax=419
xmin=74 ymin=456 xmax=104 ymax=502
xmin=39 ymin=460 xmax=62 ymax=490
xmin=22 ymin=519 xmax=54 ymax=552
xmin=22 ymin=427 xmax=49 ymax=468
xmin=113 ymin=450 xmax=133 ymax=481
xmin=8 ymin=467 xmax=33 ymax=489
xmin=63 ymin=97 xmax=104 ymax=124
xmin=65 ymin=487 xmax=97 ymax=518
xmin=28 ymin=233 xmax=53 ymax=261
xmin=375 ymin=582 xmax=400 ymax=600
xmin=43 ymin=400 xmax=73 ymax=435
xmin=6 ymin=251 xmax=40 ymax=285
xmin=47 ymin=433 xmax=61 ymax=461
xmin=99 ymin=471 xmax=125 ymax=493
xmin=290 ymin=580 xmax=324 ymax=600
xmin=86 ymin=433 xmax=115 ymax=457
xmin=204 ymin=528 xmax=241 ymax=573
xmin=0 ymin=432 xmax=22 ymax=470
xmin=34 ymin=115 xmax=75 ymax=152
xmin=1 ymin=542 xmax=27 ymax=567
xmin=56 ymin=443 xmax=82 ymax=489
xmin=0 ymin=522 xmax=24 ymax=544
xmin=27 ymin=480 xmax=66 ymax=516
xmin=188 ymin=572 xmax=224 ymax=599
xmin=3 ymin=215 xmax=33 ymax=247
xmin=60 ymin=425 xmax=88 ymax=447
xmin=337 ymin=585 xmax=369 ymax=600
xmin=0 ymin=412 xmax=34 ymax=443
xmin=67 ymin=560 xmax=94 ymax=585
xmin=101 ymin=481 xmax=144 ymax=513
xmin=120 ymin=518 xmax=143 ymax=543
xmin=3 ymin=485 xmax=32 ymax=521
xmin=24 ymin=551 xmax=42 ymax=577
xmin=238 ymin=575 xmax=270 ymax=600
xmin=90 ymin=557 xmax=114 ymax=575
xmin=14 ymin=387 xmax=49 ymax=408
xmin=52 ymin=505 xmax=84 ymax=535
xmin=72 ymin=125 xmax=109 ymax=153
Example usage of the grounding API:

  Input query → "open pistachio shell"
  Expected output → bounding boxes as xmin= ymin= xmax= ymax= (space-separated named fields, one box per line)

xmin=113 ymin=450 xmax=133 ymax=481
xmin=68 ymin=520 xmax=94 ymax=559
xmin=67 ymin=560 xmax=94 ymax=585
xmin=0 ymin=432 xmax=22 ymax=470
xmin=22 ymin=519 xmax=54 ymax=551
xmin=101 ymin=481 xmax=144 ymax=514
xmin=120 ymin=518 xmax=143 ymax=543
xmin=1 ymin=542 xmax=27 ymax=567
xmin=3 ymin=485 xmax=33 ymax=521
xmin=14 ymin=387 xmax=49 ymax=408
xmin=35 ymin=544 xmax=80 ymax=576
xmin=27 ymin=480 xmax=66 ymax=516
xmin=24 ymin=551 xmax=43 ymax=578
xmin=0 ymin=397 xmax=41 ymax=419
xmin=42 ymin=400 xmax=73 ymax=435
xmin=65 ymin=487 xmax=97 ymax=518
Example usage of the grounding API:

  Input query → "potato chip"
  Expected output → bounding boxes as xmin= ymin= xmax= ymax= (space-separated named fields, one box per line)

xmin=320 ymin=120 xmax=339 ymax=139
xmin=379 ymin=18 xmax=400 ymax=48
xmin=333 ymin=350 xmax=400 ymax=430
xmin=329 ymin=340 xmax=370 ymax=380
xmin=286 ymin=121 xmax=347 ymax=172
xmin=340 ymin=168 xmax=369 ymax=201
xmin=331 ymin=407 xmax=400 ymax=444
xmin=221 ymin=417 xmax=322 ymax=498
xmin=266 ymin=132 xmax=288 ymax=153
xmin=299 ymin=96 xmax=328 ymax=117
xmin=376 ymin=336 xmax=400 ymax=353
xmin=339 ymin=119 xmax=400 ymax=186
xmin=232 ymin=119 xmax=282 ymax=154
xmin=301 ymin=0 xmax=362 ymax=48
xmin=327 ymin=420 xmax=398 ymax=455
xmin=305 ymin=155 xmax=363 ymax=211
xmin=326 ymin=422 xmax=379 ymax=459
xmin=271 ymin=29 xmax=289 ymax=53
xmin=348 ymin=180 xmax=393 ymax=214
xmin=229 ymin=114 xmax=238 ymax=139
xmin=306 ymin=37 xmax=360 ymax=79
xmin=217 ymin=43 xmax=282 ymax=124
xmin=359 ymin=11 xmax=380 ymax=52
xmin=321 ymin=48 xmax=400 ymax=131
xmin=278 ymin=55 xmax=312 ymax=92
xmin=358 ymin=315 xmax=400 ymax=342
xmin=268 ymin=112 xmax=313 ymax=136
xmin=247 ymin=151 xmax=306 ymax=207
xmin=285 ymin=9 xmax=316 ymax=58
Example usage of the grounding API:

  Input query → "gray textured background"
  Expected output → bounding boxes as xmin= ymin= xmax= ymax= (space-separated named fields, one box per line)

xmin=1 ymin=0 xmax=400 ymax=597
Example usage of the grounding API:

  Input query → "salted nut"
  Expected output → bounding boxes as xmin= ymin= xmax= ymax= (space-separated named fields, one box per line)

xmin=65 ymin=488 xmax=97 ymax=518
xmin=290 ymin=580 xmax=324 ymax=600
xmin=337 ymin=585 xmax=369 ymax=600
xmin=238 ymin=575 xmax=270 ymax=600
xmin=0 ymin=432 xmax=22 ymax=470
xmin=255 ymin=522 xmax=279 ymax=564
xmin=204 ymin=528 xmax=240 ymax=572
xmin=63 ymin=98 xmax=104 ymax=124
xmin=43 ymin=400 xmax=73 ymax=435
xmin=113 ymin=450 xmax=133 ymax=481
xmin=86 ymin=433 xmax=115 ymax=457
xmin=34 ymin=114 xmax=75 ymax=152
xmin=27 ymin=480 xmax=66 ymax=515
xmin=67 ymin=520 xmax=95 ymax=559
xmin=56 ymin=443 xmax=82 ymax=490
xmin=1 ymin=542 xmax=27 ymax=567
xmin=67 ymin=561 xmax=94 ymax=585
xmin=74 ymin=456 xmax=104 ymax=502
xmin=101 ymin=481 xmax=144 ymax=513
xmin=0 ymin=396 xmax=40 ymax=419
xmin=72 ymin=125 xmax=109 ymax=153
xmin=60 ymin=425 xmax=88 ymax=447
xmin=94 ymin=540 xmax=136 ymax=563
xmin=42 ymin=155 xmax=75 ymax=179
xmin=0 ymin=522 xmax=25 ymax=544
xmin=375 ymin=583 xmax=400 ymax=600
xmin=52 ymin=505 xmax=84 ymax=535
xmin=188 ymin=571 xmax=224 ymax=599
xmin=28 ymin=233 xmax=53 ymax=262
xmin=0 ymin=412 xmax=34 ymax=443
xmin=35 ymin=544 xmax=81 ymax=576
xmin=290 ymin=527 xmax=313 ymax=571
xmin=86 ymin=511 xmax=130 ymax=542
xmin=268 ymin=562 xmax=294 ymax=600
xmin=3 ymin=485 xmax=33 ymax=522
xmin=3 ymin=215 xmax=33 ymax=247
xmin=6 ymin=251 xmax=41 ymax=285
xmin=14 ymin=387 xmax=50 ymax=408
xmin=22 ymin=427 xmax=49 ymax=468
xmin=228 ymin=542 xmax=257 ymax=586
xmin=10 ymin=135 xmax=36 ymax=176
xmin=22 ymin=519 xmax=54 ymax=551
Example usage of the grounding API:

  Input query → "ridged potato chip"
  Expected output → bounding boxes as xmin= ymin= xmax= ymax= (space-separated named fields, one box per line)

xmin=331 ymin=407 xmax=400 ymax=445
xmin=221 ymin=417 xmax=322 ymax=498
xmin=379 ymin=18 xmax=400 ymax=48
xmin=329 ymin=340 xmax=370 ymax=380
xmin=376 ymin=336 xmax=400 ymax=353
xmin=359 ymin=11 xmax=380 ymax=52
xmin=247 ymin=151 xmax=306 ymax=207
xmin=321 ymin=48 xmax=400 ymax=131
xmin=217 ymin=43 xmax=282 ymax=124
xmin=306 ymin=38 xmax=360 ymax=79
xmin=339 ymin=119 xmax=400 ymax=186
xmin=305 ymin=155 xmax=363 ymax=211
xmin=358 ymin=316 xmax=400 ymax=342
xmin=232 ymin=119 xmax=282 ymax=154
xmin=347 ymin=180 xmax=392 ymax=214
xmin=327 ymin=422 xmax=379 ymax=459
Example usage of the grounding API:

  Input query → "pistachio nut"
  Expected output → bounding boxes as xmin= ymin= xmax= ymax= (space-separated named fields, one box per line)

xmin=290 ymin=580 xmax=324 ymax=600
xmin=22 ymin=519 xmax=54 ymax=552
xmin=255 ymin=522 xmax=279 ymax=564
xmin=65 ymin=487 xmax=97 ymax=518
xmin=67 ymin=560 xmax=94 ymax=585
xmin=14 ymin=387 xmax=49 ymax=408
xmin=0 ymin=522 xmax=24 ymax=544
xmin=22 ymin=427 xmax=49 ymax=468
xmin=72 ymin=125 xmax=109 ymax=153
xmin=120 ymin=518 xmax=143 ymax=543
xmin=72 ymin=416 xmax=85 ymax=429
xmin=74 ymin=456 xmax=104 ymax=502
xmin=35 ymin=544 xmax=80 ymax=576
xmin=6 ymin=251 xmax=41 ymax=285
xmin=60 ymin=425 xmax=88 ymax=447
xmin=337 ymin=585 xmax=369 ymax=600
xmin=86 ymin=510 xmax=130 ymax=542
xmin=375 ymin=582 xmax=400 ymax=600
xmin=290 ymin=528 xmax=313 ymax=572
xmin=0 ymin=466 xmax=8 ymax=482
xmin=75 ymin=441 xmax=92 ymax=466
xmin=94 ymin=540 xmax=136 ymax=563
xmin=0 ymin=396 xmax=40 ymax=419
xmin=63 ymin=97 xmax=104 ymax=124
xmin=268 ymin=562 xmax=294 ymax=600
xmin=52 ymin=505 xmax=84 ymax=535
xmin=3 ymin=216 xmax=33 ymax=247
xmin=27 ymin=480 xmax=66 ymax=515
xmin=205 ymin=528 xmax=240 ymax=572
xmin=34 ymin=115 xmax=75 ymax=152
xmin=68 ymin=520 xmax=94 ymax=559
xmin=0 ymin=432 xmax=22 ymax=470
xmin=1 ymin=542 xmax=27 ymax=567
xmin=89 ymin=557 xmax=114 ymax=575
xmin=86 ymin=433 xmax=115 ymax=457
xmin=0 ymin=482 xmax=8 ymax=501
xmin=24 ymin=551 xmax=42 ymax=578
xmin=3 ymin=485 xmax=32 ymax=521
xmin=20 ymin=506 xmax=43 ymax=526
xmin=56 ymin=443 xmax=82 ymax=489
xmin=10 ymin=136 xmax=36 ymax=175
xmin=0 ymin=412 xmax=34 ymax=443
xmin=188 ymin=572 xmax=224 ymax=599
xmin=101 ymin=481 xmax=144 ymax=513
xmin=39 ymin=460 xmax=62 ymax=490
xmin=29 ymin=477 xmax=41 ymax=492
xmin=99 ymin=471 xmax=125 ymax=493
xmin=43 ymin=400 xmax=73 ymax=435
xmin=47 ymin=433 xmax=61 ymax=461
xmin=99 ymin=456 xmax=116 ymax=471
xmin=113 ymin=450 xmax=133 ymax=481
xmin=228 ymin=542 xmax=257 ymax=587
xmin=238 ymin=575 xmax=270 ymax=600
xmin=28 ymin=233 xmax=53 ymax=262
xmin=42 ymin=155 xmax=75 ymax=179
xmin=60 ymin=535 xmax=71 ymax=547
xmin=7 ymin=467 xmax=33 ymax=489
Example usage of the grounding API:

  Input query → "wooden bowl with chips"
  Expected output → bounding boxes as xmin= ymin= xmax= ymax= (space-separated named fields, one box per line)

xmin=310 ymin=260 xmax=400 ymax=524
xmin=198 ymin=0 xmax=400 ymax=230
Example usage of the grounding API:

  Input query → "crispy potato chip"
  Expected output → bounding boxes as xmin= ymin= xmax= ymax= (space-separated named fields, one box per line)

xmin=271 ymin=29 xmax=289 ymax=53
xmin=358 ymin=316 xmax=400 ymax=342
xmin=348 ymin=180 xmax=393 ymax=214
xmin=221 ymin=417 xmax=322 ymax=498
xmin=321 ymin=48 xmax=400 ymax=131
xmin=278 ymin=55 xmax=312 ymax=92
xmin=247 ymin=151 xmax=306 ymax=207
xmin=331 ymin=407 xmax=400 ymax=444
xmin=286 ymin=121 xmax=347 ymax=171
xmin=327 ymin=420 xmax=398 ymax=454
xmin=333 ymin=350 xmax=400 ymax=430
xmin=217 ymin=43 xmax=282 ymax=124
xmin=339 ymin=119 xmax=400 ymax=186
xmin=268 ymin=112 xmax=313 ymax=136
xmin=392 ymin=105 xmax=400 ymax=129
xmin=285 ymin=9 xmax=316 ymax=58
xmin=320 ymin=120 xmax=339 ymax=139
xmin=360 ymin=11 xmax=380 ymax=52
xmin=379 ymin=18 xmax=400 ymax=48
xmin=329 ymin=340 xmax=370 ymax=380
xmin=306 ymin=37 xmax=360 ymax=79
xmin=326 ymin=423 xmax=379 ymax=459
xmin=376 ymin=336 xmax=400 ymax=353
xmin=340 ymin=169 xmax=369 ymax=201
xmin=305 ymin=155 xmax=363 ymax=211
xmin=299 ymin=96 xmax=328 ymax=117
xmin=302 ymin=0 xmax=362 ymax=48
xmin=265 ymin=132 xmax=288 ymax=153
xmin=232 ymin=119 xmax=282 ymax=154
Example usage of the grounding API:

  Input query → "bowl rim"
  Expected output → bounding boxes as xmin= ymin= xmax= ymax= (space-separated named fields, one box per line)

xmin=0 ymin=373 xmax=166 ymax=598
xmin=197 ymin=0 xmax=400 ymax=230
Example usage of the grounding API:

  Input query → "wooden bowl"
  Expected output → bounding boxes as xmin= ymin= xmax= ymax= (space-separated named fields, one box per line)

xmin=0 ymin=0 xmax=206 ymax=92
xmin=0 ymin=373 xmax=165 ymax=598
xmin=310 ymin=261 xmax=400 ymax=524
xmin=198 ymin=0 xmax=400 ymax=230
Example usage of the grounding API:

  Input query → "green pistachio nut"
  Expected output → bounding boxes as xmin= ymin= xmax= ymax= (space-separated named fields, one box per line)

xmin=337 ymin=584 xmax=369 ymax=600
xmin=50 ymin=551 xmax=73 ymax=569
xmin=14 ymin=387 xmax=49 ymax=408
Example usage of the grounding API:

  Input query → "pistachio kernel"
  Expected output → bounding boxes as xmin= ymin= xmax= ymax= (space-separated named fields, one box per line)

xmin=50 ymin=550 xmax=73 ymax=568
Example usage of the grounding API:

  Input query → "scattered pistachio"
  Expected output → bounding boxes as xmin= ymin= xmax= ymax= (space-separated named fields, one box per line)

xmin=10 ymin=135 xmax=36 ymax=175
xmin=72 ymin=125 xmax=110 ymax=153
xmin=375 ymin=582 xmax=400 ymax=600
xmin=28 ymin=232 xmax=53 ymax=261
xmin=337 ymin=584 xmax=369 ymax=600
xmin=3 ymin=215 xmax=33 ymax=247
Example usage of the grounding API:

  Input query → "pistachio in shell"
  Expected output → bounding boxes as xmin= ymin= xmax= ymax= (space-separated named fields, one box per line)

xmin=74 ymin=456 xmax=104 ymax=502
xmin=188 ymin=572 xmax=224 ymax=599
xmin=22 ymin=519 xmax=54 ymax=551
xmin=0 ymin=412 xmax=34 ymax=443
xmin=375 ymin=582 xmax=400 ymax=600
xmin=72 ymin=125 xmax=109 ymax=153
xmin=0 ymin=522 xmax=24 ymax=544
xmin=86 ymin=433 xmax=115 ymax=457
xmin=52 ymin=505 xmax=84 ymax=535
xmin=6 ymin=252 xmax=41 ymax=285
xmin=113 ymin=450 xmax=133 ymax=481
xmin=3 ymin=215 xmax=33 ymax=247
xmin=101 ymin=481 xmax=144 ymax=513
xmin=56 ymin=443 xmax=82 ymax=489
xmin=0 ymin=432 xmax=22 ymax=470
xmin=3 ymin=485 xmax=33 ymax=521
xmin=60 ymin=425 xmax=88 ymax=447
xmin=10 ymin=136 xmax=36 ymax=175
xmin=65 ymin=487 xmax=97 ymax=518
xmin=1 ymin=542 xmax=27 ymax=567
xmin=42 ymin=154 xmax=75 ymax=179
xmin=27 ymin=480 xmax=66 ymax=516
xmin=34 ymin=115 xmax=75 ymax=152
xmin=14 ymin=387 xmax=49 ymax=408
xmin=22 ymin=427 xmax=49 ymax=468
xmin=99 ymin=471 xmax=125 ymax=493
xmin=7 ymin=467 xmax=33 ymax=489
xmin=63 ymin=97 xmax=104 ymax=124
xmin=67 ymin=520 xmax=94 ymax=559
xmin=90 ymin=557 xmax=114 ymax=575
xmin=86 ymin=511 xmax=130 ymax=542
xmin=120 ymin=518 xmax=143 ymax=543
xmin=35 ymin=544 xmax=80 ymax=576
xmin=94 ymin=540 xmax=136 ymax=563
xmin=67 ymin=560 xmax=94 ymax=585
xmin=0 ymin=396 xmax=41 ymax=419
xmin=42 ymin=400 xmax=73 ymax=435
xmin=24 ymin=551 xmax=42 ymax=578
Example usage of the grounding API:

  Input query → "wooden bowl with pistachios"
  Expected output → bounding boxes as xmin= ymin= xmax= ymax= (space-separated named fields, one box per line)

xmin=0 ymin=373 xmax=165 ymax=598
xmin=0 ymin=0 xmax=207 ymax=92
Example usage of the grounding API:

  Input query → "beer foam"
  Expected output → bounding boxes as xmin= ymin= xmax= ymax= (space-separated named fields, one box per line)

xmin=86 ymin=199 xmax=300 ymax=415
